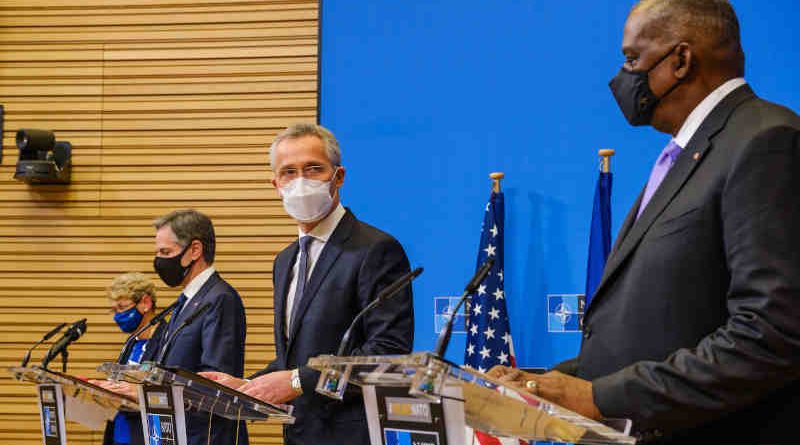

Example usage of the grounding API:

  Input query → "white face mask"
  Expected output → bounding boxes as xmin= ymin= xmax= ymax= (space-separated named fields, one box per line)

xmin=279 ymin=169 xmax=339 ymax=223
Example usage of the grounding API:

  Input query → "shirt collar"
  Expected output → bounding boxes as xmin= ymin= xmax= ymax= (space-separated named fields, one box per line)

xmin=674 ymin=77 xmax=746 ymax=148
xmin=183 ymin=266 xmax=216 ymax=300
xmin=298 ymin=203 xmax=346 ymax=242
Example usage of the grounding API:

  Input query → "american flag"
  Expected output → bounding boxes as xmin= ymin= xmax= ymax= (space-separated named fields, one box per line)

xmin=464 ymin=190 xmax=522 ymax=445
xmin=465 ymin=190 xmax=515 ymax=371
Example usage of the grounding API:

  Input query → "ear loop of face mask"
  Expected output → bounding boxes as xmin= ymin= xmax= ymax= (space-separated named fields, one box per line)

xmin=644 ymin=43 xmax=685 ymax=101
xmin=328 ymin=166 xmax=341 ymax=199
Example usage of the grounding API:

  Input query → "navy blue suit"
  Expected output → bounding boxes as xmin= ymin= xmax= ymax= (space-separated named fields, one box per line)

xmin=143 ymin=271 xmax=248 ymax=445
xmin=252 ymin=209 xmax=414 ymax=445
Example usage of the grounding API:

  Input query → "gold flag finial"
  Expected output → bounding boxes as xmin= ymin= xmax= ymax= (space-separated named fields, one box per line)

xmin=598 ymin=149 xmax=615 ymax=173
xmin=490 ymin=172 xmax=505 ymax=193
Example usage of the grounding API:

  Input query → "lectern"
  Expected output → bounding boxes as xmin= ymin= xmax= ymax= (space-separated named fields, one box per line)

xmin=98 ymin=362 xmax=294 ymax=445
xmin=9 ymin=366 xmax=140 ymax=445
xmin=308 ymin=352 xmax=636 ymax=445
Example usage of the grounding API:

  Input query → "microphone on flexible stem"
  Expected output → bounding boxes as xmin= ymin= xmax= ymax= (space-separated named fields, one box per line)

xmin=433 ymin=257 xmax=495 ymax=358
xmin=41 ymin=318 xmax=87 ymax=370
xmin=155 ymin=303 xmax=212 ymax=365
xmin=117 ymin=300 xmax=181 ymax=364
xmin=336 ymin=267 xmax=423 ymax=356
xmin=21 ymin=323 xmax=66 ymax=368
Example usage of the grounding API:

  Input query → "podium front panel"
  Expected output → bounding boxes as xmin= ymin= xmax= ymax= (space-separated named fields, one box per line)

xmin=139 ymin=383 xmax=187 ymax=445
xmin=37 ymin=384 xmax=67 ymax=445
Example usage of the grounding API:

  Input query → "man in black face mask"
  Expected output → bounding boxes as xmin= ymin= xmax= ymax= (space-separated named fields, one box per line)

xmin=489 ymin=1 xmax=800 ymax=444
xmin=143 ymin=209 xmax=248 ymax=445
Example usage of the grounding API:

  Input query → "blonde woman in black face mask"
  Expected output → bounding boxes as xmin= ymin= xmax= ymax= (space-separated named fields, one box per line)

xmin=93 ymin=272 xmax=160 ymax=445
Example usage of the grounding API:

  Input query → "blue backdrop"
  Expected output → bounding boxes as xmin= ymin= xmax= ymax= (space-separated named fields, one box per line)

xmin=319 ymin=0 xmax=800 ymax=367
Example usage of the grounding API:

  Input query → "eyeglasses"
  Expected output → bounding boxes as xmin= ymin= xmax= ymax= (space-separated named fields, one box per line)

xmin=275 ymin=164 xmax=336 ymax=186
xmin=108 ymin=301 xmax=137 ymax=315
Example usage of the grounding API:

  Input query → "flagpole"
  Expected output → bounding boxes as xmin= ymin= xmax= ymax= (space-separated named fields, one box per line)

xmin=490 ymin=172 xmax=504 ymax=192
xmin=585 ymin=149 xmax=614 ymax=309
xmin=598 ymin=149 xmax=615 ymax=173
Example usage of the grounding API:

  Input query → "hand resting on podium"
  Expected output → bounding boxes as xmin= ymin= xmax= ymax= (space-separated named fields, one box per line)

xmin=200 ymin=370 xmax=299 ymax=404
xmin=197 ymin=371 xmax=246 ymax=389
xmin=88 ymin=378 xmax=139 ymax=399
xmin=487 ymin=365 xmax=602 ymax=421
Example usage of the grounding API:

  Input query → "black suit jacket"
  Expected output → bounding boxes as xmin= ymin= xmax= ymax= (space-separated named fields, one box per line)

xmin=578 ymin=85 xmax=800 ymax=444
xmin=143 ymin=271 xmax=248 ymax=445
xmin=252 ymin=208 xmax=414 ymax=445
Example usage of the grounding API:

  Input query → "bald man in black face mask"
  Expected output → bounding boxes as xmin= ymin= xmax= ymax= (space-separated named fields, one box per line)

xmin=490 ymin=1 xmax=800 ymax=444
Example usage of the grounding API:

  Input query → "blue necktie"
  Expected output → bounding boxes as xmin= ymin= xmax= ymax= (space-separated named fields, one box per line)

xmin=289 ymin=236 xmax=313 ymax=332
xmin=166 ymin=293 xmax=187 ymax=336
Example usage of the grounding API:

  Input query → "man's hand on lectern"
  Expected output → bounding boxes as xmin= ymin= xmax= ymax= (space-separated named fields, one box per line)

xmin=487 ymin=365 xmax=602 ymax=420
xmin=239 ymin=370 xmax=298 ymax=404
xmin=90 ymin=379 xmax=138 ymax=399
xmin=198 ymin=371 xmax=247 ymax=389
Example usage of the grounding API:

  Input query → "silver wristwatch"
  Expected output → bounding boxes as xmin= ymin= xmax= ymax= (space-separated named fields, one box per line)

xmin=290 ymin=368 xmax=303 ymax=395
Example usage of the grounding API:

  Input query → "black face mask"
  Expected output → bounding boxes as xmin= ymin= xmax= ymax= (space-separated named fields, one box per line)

xmin=609 ymin=44 xmax=682 ymax=126
xmin=153 ymin=242 xmax=195 ymax=287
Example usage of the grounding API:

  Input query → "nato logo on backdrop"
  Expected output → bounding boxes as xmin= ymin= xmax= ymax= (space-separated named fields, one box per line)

xmin=547 ymin=294 xmax=586 ymax=333
xmin=434 ymin=296 xmax=466 ymax=334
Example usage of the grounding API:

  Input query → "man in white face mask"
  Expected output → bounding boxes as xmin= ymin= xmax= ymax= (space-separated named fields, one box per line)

xmin=201 ymin=123 xmax=415 ymax=445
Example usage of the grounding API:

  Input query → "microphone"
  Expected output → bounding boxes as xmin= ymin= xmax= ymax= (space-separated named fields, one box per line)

xmin=41 ymin=318 xmax=87 ymax=369
xmin=336 ymin=267 xmax=423 ymax=356
xmin=21 ymin=323 xmax=66 ymax=367
xmin=465 ymin=258 xmax=495 ymax=294
xmin=433 ymin=258 xmax=495 ymax=358
xmin=117 ymin=300 xmax=181 ymax=364
xmin=155 ymin=302 xmax=212 ymax=365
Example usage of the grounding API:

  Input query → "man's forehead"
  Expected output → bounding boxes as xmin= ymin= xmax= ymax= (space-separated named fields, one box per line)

xmin=622 ymin=11 xmax=658 ymax=53
xmin=156 ymin=226 xmax=178 ymax=244
xmin=274 ymin=135 xmax=329 ymax=164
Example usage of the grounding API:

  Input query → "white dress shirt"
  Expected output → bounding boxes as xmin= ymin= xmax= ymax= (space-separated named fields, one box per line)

xmin=285 ymin=204 xmax=346 ymax=332
xmin=673 ymin=77 xmax=746 ymax=148
xmin=181 ymin=265 xmax=216 ymax=309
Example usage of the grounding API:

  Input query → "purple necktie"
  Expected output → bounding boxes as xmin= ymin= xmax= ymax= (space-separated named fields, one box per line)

xmin=637 ymin=140 xmax=682 ymax=219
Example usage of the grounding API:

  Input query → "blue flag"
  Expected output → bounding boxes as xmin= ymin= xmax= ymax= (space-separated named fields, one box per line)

xmin=585 ymin=170 xmax=612 ymax=307
xmin=464 ymin=191 xmax=516 ymax=373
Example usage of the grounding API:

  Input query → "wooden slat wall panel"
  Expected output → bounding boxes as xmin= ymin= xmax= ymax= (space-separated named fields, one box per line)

xmin=0 ymin=1 xmax=317 ymax=443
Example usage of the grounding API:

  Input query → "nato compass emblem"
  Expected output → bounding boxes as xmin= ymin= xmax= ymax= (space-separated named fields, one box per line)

xmin=547 ymin=294 xmax=586 ymax=333
xmin=434 ymin=296 xmax=466 ymax=334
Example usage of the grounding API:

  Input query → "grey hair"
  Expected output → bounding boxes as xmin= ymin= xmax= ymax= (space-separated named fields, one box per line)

xmin=153 ymin=209 xmax=216 ymax=264
xmin=268 ymin=123 xmax=341 ymax=168
xmin=632 ymin=0 xmax=744 ymax=74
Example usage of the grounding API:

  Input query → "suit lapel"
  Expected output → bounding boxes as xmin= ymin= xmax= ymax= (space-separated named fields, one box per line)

xmin=286 ymin=210 xmax=356 ymax=351
xmin=273 ymin=242 xmax=297 ymax=348
xmin=176 ymin=271 xmax=220 ymax=325
xmin=586 ymin=188 xmax=643 ymax=307
xmin=608 ymin=188 xmax=644 ymax=261
xmin=589 ymin=85 xmax=756 ymax=312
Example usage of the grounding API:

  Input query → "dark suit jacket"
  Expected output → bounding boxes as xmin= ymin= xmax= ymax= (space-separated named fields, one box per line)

xmin=578 ymin=85 xmax=800 ymax=444
xmin=252 ymin=209 xmax=414 ymax=445
xmin=143 ymin=271 xmax=248 ymax=445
